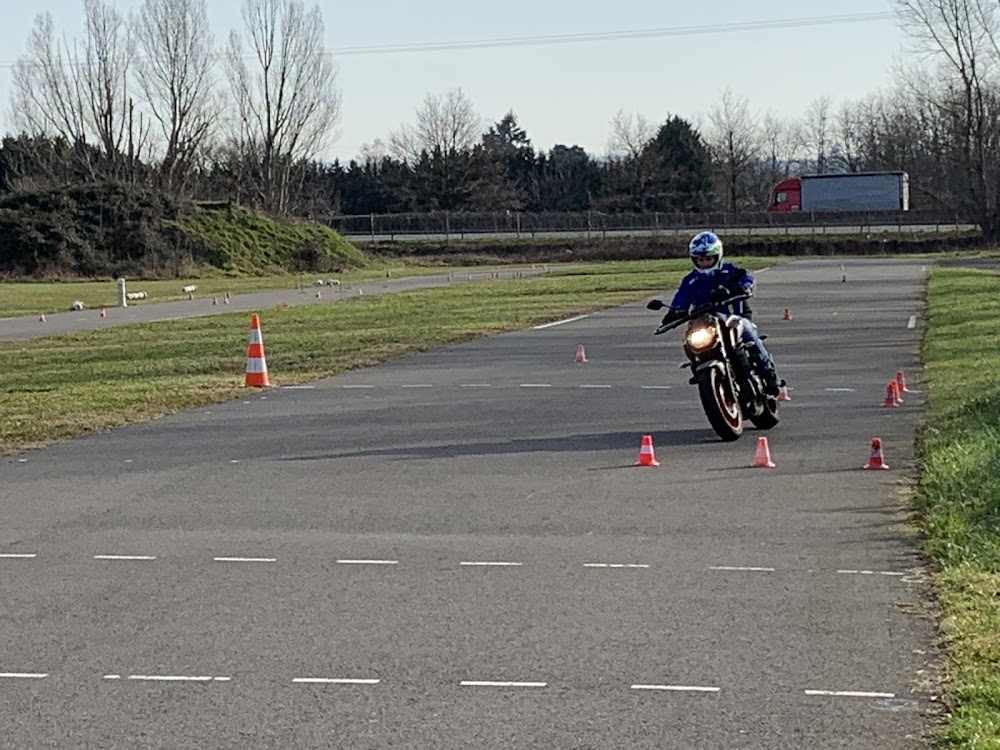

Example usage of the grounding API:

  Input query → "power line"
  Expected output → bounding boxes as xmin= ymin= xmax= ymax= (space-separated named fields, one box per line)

xmin=0 ymin=12 xmax=895 ymax=70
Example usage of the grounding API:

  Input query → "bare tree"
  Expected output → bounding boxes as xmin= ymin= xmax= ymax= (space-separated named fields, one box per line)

xmin=225 ymin=0 xmax=342 ymax=213
xmin=707 ymin=88 xmax=762 ymax=211
xmin=605 ymin=108 xmax=657 ymax=210
xmin=893 ymin=0 xmax=1000 ymax=234
xmin=388 ymin=88 xmax=481 ymax=164
xmin=10 ymin=0 xmax=146 ymax=181
xmin=133 ymin=0 xmax=217 ymax=192
xmin=803 ymin=95 xmax=833 ymax=173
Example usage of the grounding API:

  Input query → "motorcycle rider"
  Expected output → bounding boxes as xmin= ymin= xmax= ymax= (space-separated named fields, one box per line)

xmin=659 ymin=231 xmax=781 ymax=396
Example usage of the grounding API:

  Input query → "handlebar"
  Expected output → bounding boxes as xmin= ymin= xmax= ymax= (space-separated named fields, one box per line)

xmin=652 ymin=293 xmax=752 ymax=335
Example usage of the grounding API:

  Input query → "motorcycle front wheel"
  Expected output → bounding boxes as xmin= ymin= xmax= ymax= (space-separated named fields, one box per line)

xmin=696 ymin=365 xmax=743 ymax=441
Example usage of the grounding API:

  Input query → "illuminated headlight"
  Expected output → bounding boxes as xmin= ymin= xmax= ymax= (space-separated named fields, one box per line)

xmin=685 ymin=323 xmax=717 ymax=352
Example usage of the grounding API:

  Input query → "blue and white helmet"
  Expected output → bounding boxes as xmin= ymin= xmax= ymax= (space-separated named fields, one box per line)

xmin=688 ymin=231 xmax=724 ymax=274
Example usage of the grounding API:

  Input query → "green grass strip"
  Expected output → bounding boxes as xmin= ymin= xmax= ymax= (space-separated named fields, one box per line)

xmin=2 ymin=259 xmax=745 ymax=455
xmin=921 ymin=267 xmax=1000 ymax=746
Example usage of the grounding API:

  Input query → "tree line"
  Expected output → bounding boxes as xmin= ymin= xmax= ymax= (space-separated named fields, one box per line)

xmin=4 ymin=0 xmax=1000 ymax=237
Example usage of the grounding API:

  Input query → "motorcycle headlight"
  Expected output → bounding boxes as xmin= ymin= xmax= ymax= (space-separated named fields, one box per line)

xmin=685 ymin=321 xmax=717 ymax=352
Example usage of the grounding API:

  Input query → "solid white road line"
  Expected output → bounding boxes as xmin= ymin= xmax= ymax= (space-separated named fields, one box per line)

xmin=93 ymin=555 xmax=156 ymax=561
xmin=460 ymin=680 xmax=547 ymax=688
xmin=0 ymin=672 xmax=48 ymax=679
xmin=0 ymin=553 xmax=36 ymax=559
xmin=460 ymin=561 xmax=523 ymax=567
xmin=213 ymin=557 xmax=276 ymax=563
xmin=533 ymin=315 xmax=589 ymax=329
xmin=631 ymin=684 xmax=720 ymax=693
xmin=292 ymin=677 xmax=379 ymax=685
xmin=336 ymin=559 xmax=398 ymax=565
xmin=709 ymin=566 xmax=775 ymax=572
xmin=805 ymin=689 xmax=896 ymax=698
xmin=584 ymin=563 xmax=650 ymax=569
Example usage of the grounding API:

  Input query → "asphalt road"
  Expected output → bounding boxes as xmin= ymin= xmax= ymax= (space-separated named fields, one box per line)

xmin=0 ymin=258 xmax=936 ymax=749
xmin=0 ymin=267 xmax=544 ymax=342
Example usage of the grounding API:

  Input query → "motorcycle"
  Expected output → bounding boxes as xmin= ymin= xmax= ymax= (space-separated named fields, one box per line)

xmin=646 ymin=294 xmax=781 ymax=442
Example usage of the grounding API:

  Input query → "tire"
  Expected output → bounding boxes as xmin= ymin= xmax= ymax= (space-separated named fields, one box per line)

xmin=750 ymin=397 xmax=780 ymax=430
xmin=696 ymin=365 xmax=743 ymax=441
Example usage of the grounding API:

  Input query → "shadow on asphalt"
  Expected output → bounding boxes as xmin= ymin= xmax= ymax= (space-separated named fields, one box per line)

xmin=275 ymin=427 xmax=716 ymax=463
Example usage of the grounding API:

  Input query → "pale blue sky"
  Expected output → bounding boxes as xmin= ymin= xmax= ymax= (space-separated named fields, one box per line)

xmin=0 ymin=0 xmax=907 ymax=162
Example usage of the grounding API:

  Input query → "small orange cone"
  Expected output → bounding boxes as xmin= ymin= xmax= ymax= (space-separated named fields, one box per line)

xmin=883 ymin=380 xmax=901 ymax=408
xmin=842 ymin=275 xmax=847 ymax=283
xmin=895 ymin=370 xmax=911 ymax=393
xmin=244 ymin=313 xmax=270 ymax=387
xmin=751 ymin=436 xmax=776 ymax=468
xmin=776 ymin=383 xmax=791 ymax=401
xmin=99 ymin=307 xmax=107 ymax=318
xmin=575 ymin=344 xmax=588 ymax=363
xmin=38 ymin=313 xmax=46 ymax=323
xmin=634 ymin=435 xmax=660 ymax=467
xmin=863 ymin=437 xmax=889 ymax=470
xmin=782 ymin=308 xmax=791 ymax=320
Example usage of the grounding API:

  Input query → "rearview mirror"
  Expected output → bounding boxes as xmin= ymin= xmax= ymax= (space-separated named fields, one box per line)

xmin=646 ymin=299 xmax=665 ymax=311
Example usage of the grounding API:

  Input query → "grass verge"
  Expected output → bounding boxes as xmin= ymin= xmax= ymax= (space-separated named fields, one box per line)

xmin=1 ymin=258 xmax=750 ymax=455
xmin=921 ymin=267 xmax=1000 ymax=746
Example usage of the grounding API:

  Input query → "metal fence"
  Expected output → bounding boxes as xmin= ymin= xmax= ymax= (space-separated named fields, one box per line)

xmin=328 ymin=210 xmax=975 ymax=241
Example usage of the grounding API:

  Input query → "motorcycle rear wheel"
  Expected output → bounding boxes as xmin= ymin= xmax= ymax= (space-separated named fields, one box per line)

xmin=696 ymin=366 xmax=743 ymax=441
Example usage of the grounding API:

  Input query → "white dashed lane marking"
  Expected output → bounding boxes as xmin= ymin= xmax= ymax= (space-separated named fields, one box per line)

xmin=213 ymin=557 xmax=276 ymax=563
xmin=805 ymin=689 xmax=896 ymax=698
xmin=837 ymin=570 xmax=906 ymax=577
xmin=461 ymin=680 xmax=547 ymax=688
xmin=0 ymin=672 xmax=48 ymax=679
xmin=584 ymin=563 xmax=650 ymax=569
xmin=460 ymin=561 xmax=523 ymax=567
xmin=519 ymin=383 xmax=551 ymax=388
xmin=93 ymin=555 xmax=156 ymax=561
xmin=110 ymin=675 xmax=231 ymax=682
xmin=709 ymin=566 xmax=776 ymax=572
xmin=532 ymin=315 xmax=589 ymax=329
xmin=579 ymin=384 xmax=612 ymax=389
xmin=292 ymin=677 xmax=380 ymax=685
xmin=0 ymin=554 xmax=36 ymax=559
xmin=336 ymin=559 xmax=398 ymax=565
xmin=459 ymin=383 xmax=492 ymax=388
xmin=631 ymin=684 xmax=720 ymax=693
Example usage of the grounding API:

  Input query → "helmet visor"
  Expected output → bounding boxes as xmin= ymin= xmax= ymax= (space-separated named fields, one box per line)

xmin=692 ymin=254 xmax=718 ymax=269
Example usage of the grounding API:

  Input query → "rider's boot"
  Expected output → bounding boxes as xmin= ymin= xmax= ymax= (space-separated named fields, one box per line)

xmin=761 ymin=365 xmax=781 ymax=397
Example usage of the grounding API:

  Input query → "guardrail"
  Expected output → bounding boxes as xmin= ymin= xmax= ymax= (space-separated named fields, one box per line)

xmin=328 ymin=210 xmax=977 ymax=242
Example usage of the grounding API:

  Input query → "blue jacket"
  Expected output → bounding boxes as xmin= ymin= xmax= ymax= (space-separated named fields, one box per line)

xmin=669 ymin=262 xmax=755 ymax=318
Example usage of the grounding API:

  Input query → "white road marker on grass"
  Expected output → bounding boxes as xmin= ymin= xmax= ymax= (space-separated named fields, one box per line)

xmin=631 ymin=684 xmax=720 ymax=693
xmin=93 ymin=555 xmax=156 ymax=561
xmin=213 ymin=556 xmax=276 ymax=563
xmin=460 ymin=680 xmax=547 ymax=688
xmin=709 ymin=565 xmax=775 ymax=572
xmin=292 ymin=677 xmax=379 ymax=685
xmin=805 ymin=689 xmax=896 ymax=698
xmin=533 ymin=315 xmax=588 ymax=330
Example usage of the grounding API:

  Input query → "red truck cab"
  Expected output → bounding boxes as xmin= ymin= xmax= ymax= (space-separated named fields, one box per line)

xmin=768 ymin=177 xmax=801 ymax=212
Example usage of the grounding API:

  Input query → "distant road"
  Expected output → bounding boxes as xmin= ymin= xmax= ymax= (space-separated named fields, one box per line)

xmin=342 ymin=224 xmax=976 ymax=243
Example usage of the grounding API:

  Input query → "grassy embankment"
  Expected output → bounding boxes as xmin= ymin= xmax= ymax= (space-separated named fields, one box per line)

xmin=920 ymin=267 xmax=1000 ymax=747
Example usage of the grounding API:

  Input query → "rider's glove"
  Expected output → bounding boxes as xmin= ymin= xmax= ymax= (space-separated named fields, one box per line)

xmin=709 ymin=285 xmax=731 ymax=303
xmin=660 ymin=309 xmax=684 ymax=326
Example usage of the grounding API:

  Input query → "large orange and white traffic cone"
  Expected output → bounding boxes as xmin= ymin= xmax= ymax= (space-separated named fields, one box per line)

xmin=244 ymin=313 xmax=270 ymax=387
xmin=751 ymin=436 xmax=776 ymax=468
xmin=863 ymin=437 xmax=889 ymax=470
xmin=575 ymin=344 xmax=588 ymax=363
xmin=634 ymin=435 xmax=660 ymax=467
